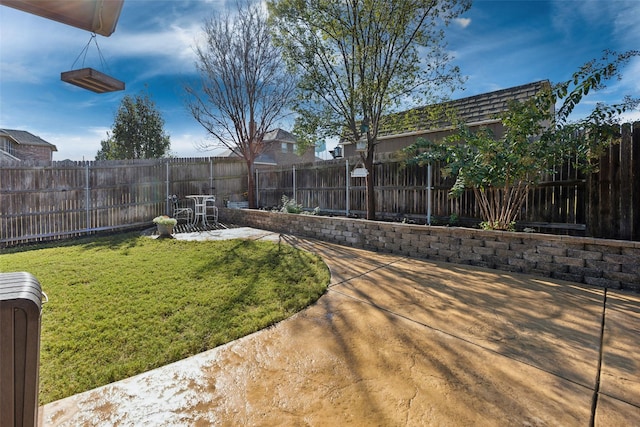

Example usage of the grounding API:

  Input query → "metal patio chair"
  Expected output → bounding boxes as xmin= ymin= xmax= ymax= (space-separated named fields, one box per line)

xmin=171 ymin=195 xmax=194 ymax=224
xmin=204 ymin=196 xmax=218 ymax=225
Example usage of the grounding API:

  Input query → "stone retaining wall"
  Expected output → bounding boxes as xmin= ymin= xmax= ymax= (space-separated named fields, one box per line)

xmin=220 ymin=208 xmax=640 ymax=292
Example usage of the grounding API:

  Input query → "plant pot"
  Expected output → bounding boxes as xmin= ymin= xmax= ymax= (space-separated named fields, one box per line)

xmin=157 ymin=224 xmax=174 ymax=237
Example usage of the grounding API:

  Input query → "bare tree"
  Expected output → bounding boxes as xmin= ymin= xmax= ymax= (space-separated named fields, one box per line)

xmin=186 ymin=1 xmax=296 ymax=208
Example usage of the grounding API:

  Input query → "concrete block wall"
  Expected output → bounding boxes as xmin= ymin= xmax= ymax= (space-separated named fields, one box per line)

xmin=220 ymin=208 xmax=640 ymax=292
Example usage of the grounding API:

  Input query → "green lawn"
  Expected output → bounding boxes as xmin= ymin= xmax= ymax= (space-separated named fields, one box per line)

xmin=0 ymin=233 xmax=329 ymax=404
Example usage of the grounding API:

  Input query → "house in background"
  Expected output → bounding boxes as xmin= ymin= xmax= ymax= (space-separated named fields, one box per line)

xmin=337 ymin=80 xmax=551 ymax=157
xmin=264 ymin=128 xmax=316 ymax=165
xmin=0 ymin=129 xmax=58 ymax=161
xmin=222 ymin=128 xmax=316 ymax=167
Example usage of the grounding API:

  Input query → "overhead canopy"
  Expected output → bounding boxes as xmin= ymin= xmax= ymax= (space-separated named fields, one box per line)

xmin=0 ymin=0 xmax=125 ymax=36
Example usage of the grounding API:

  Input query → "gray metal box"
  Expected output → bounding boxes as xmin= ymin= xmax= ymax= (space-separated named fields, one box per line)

xmin=0 ymin=272 xmax=43 ymax=427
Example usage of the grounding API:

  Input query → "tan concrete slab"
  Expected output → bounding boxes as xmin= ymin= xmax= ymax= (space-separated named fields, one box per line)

xmin=599 ymin=290 xmax=640 ymax=409
xmin=332 ymin=257 xmax=605 ymax=388
xmin=595 ymin=394 xmax=640 ymax=426
xmin=41 ymin=291 xmax=593 ymax=426
xmin=39 ymin=232 xmax=640 ymax=426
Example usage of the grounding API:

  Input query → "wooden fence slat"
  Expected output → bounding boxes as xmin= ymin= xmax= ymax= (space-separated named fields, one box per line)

xmin=610 ymin=136 xmax=621 ymax=237
xmin=632 ymin=122 xmax=640 ymax=240
xmin=599 ymin=142 xmax=613 ymax=238
xmin=618 ymin=124 xmax=632 ymax=240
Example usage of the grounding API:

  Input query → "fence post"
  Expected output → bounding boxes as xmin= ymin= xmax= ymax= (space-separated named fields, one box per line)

xmin=346 ymin=159 xmax=350 ymax=216
xmin=633 ymin=121 xmax=640 ymax=240
xmin=85 ymin=163 xmax=90 ymax=231
xmin=165 ymin=161 xmax=170 ymax=215
xmin=256 ymin=168 xmax=259 ymax=208
xmin=209 ymin=158 xmax=215 ymax=194
xmin=255 ymin=167 xmax=259 ymax=207
xmin=427 ymin=163 xmax=432 ymax=225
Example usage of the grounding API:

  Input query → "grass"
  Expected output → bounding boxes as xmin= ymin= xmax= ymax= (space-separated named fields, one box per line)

xmin=0 ymin=232 xmax=330 ymax=405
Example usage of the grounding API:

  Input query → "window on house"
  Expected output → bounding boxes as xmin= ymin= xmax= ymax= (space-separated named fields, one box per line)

xmin=281 ymin=142 xmax=288 ymax=153
xmin=0 ymin=137 xmax=16 ymax=156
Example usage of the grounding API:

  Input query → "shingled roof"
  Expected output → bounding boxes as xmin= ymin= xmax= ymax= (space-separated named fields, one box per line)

xmin=376 ymin=80 xmax=551 ymax=138
xmin=0 ymin=129 xmax=58 ymax=151
xmin=263 ymin=128 xmax=297 ymax=143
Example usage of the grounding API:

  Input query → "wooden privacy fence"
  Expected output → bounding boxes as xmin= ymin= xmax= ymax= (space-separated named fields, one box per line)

xmin=0 ymin=157 xmax=247 ymax=246
xmin=257 ymin=122 xmax=640 ymax=241
xmin=1 ymin=122 xmax=638 ymax=246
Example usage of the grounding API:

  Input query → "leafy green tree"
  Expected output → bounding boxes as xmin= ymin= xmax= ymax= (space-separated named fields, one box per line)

xmin=268 ymin=0 xmax=470 ymax=220
xmin=404 ymin=50 xmax=640 ymax=230
xmin=185 ymin=1 xmax=296 ymax=208
xmin=96 ymin=92 xmax=171 ymax=160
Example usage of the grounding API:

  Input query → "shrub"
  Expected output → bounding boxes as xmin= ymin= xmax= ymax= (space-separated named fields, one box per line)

xmin=278 ymin=195 xmax=319 ymax=215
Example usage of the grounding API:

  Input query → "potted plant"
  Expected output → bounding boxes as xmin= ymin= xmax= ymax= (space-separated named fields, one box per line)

xmin=153 ymin=215 xmax=177 ymax=237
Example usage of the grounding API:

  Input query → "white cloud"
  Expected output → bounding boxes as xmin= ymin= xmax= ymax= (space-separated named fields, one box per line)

xmin=88 ymin=126 xmax=111 ymax=139
xmin=0 ymin=61 xmax=44 ymax=84
xmin=618 ymin=57 xmax=640 ymax=93
xmin=551 ymin=0 xmax=640 ymax=48
xmin=169 ymin=131 xmax=215 ymax=158
xmin=587 ymin=57 xmax=640 ymax=103
xmin=454 ymin=17 xmax=471 ymax=29
xmin=111 ymin=23 xmax=201 ymax=64
xmin=551 ymin=0 xmax=601 ymax=32
xmin=45 ymin=127 xmax=217 ymax=161
xmin=45 ymin=130 xmax=104 ymax=161
xmin=0 ymin=8 xmax=91 ymax=80
xmin=620 ymin=110 xmax=640 ymax=124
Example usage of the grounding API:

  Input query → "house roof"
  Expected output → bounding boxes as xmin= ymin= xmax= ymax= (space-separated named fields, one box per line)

xmin=263 ymin=128 xmax=297 ymax=144
xmin=375 ymin=80 xmax=551 ymax=138
xmin=254 ymin=153 xmax=278 ymax=166
xmin=0 ymin=150 xmax=20 ymax=161
xmin=220 ymin=128 xmax=297 ymax=159
xmin=218 ymin=148 xmax=278 ymax=166
xmin=219 ymin=128 xmax=297 ymax=157
xmin=0 ymin=129 xmax=58 ymax=151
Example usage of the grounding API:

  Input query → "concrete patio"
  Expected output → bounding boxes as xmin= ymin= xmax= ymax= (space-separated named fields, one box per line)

xmin=40 ymin=229 xmax=640 ymax=426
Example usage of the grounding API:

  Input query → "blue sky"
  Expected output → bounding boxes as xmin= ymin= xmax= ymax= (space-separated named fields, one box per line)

xmin=1 ymin=0 xmax=638 ymax=161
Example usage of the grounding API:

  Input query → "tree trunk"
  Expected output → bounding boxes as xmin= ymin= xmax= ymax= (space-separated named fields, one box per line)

xmin=477 ymin=183 xmax=529 ymax=230
xmin=364 ymin=148 xmax=376 ymax=220
xmin=246 ymin=159 xmax=256 ymax=209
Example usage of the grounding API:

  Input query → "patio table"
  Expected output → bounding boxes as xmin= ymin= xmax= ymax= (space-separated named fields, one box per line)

xmin=186 ymin=195 xmax=215 ymax=227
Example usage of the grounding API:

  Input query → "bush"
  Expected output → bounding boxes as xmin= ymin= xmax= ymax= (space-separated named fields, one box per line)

xmin=278 ymin=195 xmax=319 ymax=215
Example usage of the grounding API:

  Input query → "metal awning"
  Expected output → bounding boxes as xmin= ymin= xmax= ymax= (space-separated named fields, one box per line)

xmin=0 ymin=0 xmax=125 ymax=36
